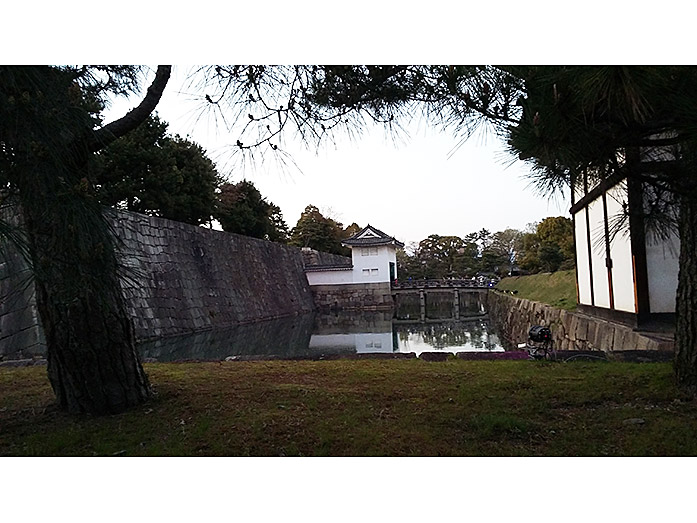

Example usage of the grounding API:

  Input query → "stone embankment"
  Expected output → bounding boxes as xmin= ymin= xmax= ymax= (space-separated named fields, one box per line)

xmin=1 ymin=208 xmax=320 ymax=359
xmin=487 ymin=291 xmax=674 ymax=353
xmin=311 ymin=282 xmax=394 ymax=311
xmin=111 ymin=211 xmax=317 ymax=340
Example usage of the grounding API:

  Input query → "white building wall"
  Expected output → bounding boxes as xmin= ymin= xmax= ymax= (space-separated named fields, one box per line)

xmin=646 ymin=229 xmax=679 ymax=313
xmin=605 ymin=184 xmax=636 ymax=313
xmin=305 ymin=245 xmax=398 ymax=286
xmin=305 ymin=269 xmax=353 ymax=286
xmin=351 ymin=245 xmax=396 ymax=284
xmin=574 ymin=209 xmax=593 ymax=306
xmin=587 ymin=198 xmax=611 ymax=309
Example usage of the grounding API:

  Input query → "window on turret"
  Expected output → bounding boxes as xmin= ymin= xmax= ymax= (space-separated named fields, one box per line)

xmin=361 ymin=247 xmax=378 ymax=256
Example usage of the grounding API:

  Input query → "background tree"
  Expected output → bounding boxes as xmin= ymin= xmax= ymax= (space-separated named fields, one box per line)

xmin=267 ymin=203 xmax=290 ymax=243
xmin=416 ymin=235 xmax=469 ymax=278
xmin=396 ymin=233 xmax=489 ymax=279
xmin=91 ymin=114 xmax=220 ymax=225
xmin=343 ymin=222 xmax=361 ymax=239
xmin=288 ymin=205 xmax=350 ymax=256
xmin=486 ymin=228 xmax=524 ymax=275
xmin=395 ymin=244 xmax=421 ymax=280
xmin=518 ymin=217 xmax=574 ymax=273
xmin=214 ymin=180 xmax=289 ymax=242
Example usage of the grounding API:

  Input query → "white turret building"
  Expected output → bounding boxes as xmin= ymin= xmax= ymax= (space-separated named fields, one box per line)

xmin=304 ymin=225 xmax=404 ymax=310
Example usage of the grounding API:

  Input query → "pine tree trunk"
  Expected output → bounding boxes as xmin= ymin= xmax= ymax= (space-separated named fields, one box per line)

xmin=19 ymin=175 xmax=151 ymax=415
xmin=1 ymin=66 xmax=172 ymax=414
xmin=36 ymin=276 xmax=151 ymax=415
xmin=674 ymin=195 xmax=697 ymax=391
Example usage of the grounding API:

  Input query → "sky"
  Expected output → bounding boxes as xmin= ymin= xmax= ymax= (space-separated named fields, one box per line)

xmin=104 ymin=66 xmax=570 ymax=247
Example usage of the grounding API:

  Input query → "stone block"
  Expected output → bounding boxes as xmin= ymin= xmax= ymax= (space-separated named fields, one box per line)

xmin=419 ymin=352 xmax=449 ymax=362
xmin=575 ymin=316 xmax=589 ymax=341
xmin=612 ymin=326 xmax=628 ymax=351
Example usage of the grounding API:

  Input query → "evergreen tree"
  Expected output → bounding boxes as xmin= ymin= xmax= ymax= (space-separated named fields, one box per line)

xmin=519 ymin=217 xmax=574 ymax=273
xmin=91 ymin=114 xmax=220 ymax=225
xmin=289 ymin=205 xmax=349 ymax=256
xmin=214 ymin=180 xmax=288 ymax=242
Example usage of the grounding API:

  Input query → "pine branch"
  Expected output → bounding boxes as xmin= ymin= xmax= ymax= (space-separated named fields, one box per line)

xmin=88 ymin=65 xmax=171 ymax=153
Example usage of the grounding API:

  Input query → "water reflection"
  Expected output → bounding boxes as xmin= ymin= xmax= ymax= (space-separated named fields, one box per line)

xmin=138 ymin=311 xmax=504 ymax=362
xmin=394 ymin=320 xmax=503 ymax=354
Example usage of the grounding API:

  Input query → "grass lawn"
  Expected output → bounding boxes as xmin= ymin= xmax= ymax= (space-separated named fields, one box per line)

xmin=2 ymin=359 xmax=696 ymax=456
xmin=497 ymin=270 xmax=577 ymax=310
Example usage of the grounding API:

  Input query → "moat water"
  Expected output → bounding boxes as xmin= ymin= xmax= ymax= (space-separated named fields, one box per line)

xmin=138 ymin=310 xmax=504 ymax=362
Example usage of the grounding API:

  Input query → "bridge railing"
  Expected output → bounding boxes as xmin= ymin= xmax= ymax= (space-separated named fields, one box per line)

xmin=391 ymin=279 xmax=494 ymax=290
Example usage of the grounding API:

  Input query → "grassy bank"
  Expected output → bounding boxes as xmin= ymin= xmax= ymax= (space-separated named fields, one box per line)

xmin=496 ymin=270 xmax=577 ymax=310
xmin=2 ymin=359 xmax=695 ymax=456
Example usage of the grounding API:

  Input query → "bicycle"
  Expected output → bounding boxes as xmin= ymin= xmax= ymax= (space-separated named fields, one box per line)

xmin=518 ymin=325 xmax=555 ymax=360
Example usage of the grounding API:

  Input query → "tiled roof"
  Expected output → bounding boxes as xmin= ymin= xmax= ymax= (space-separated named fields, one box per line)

xmin=304 ymin=264 xmax=353 ymax=272
xmin=342 ymin=224 xmax=404 ymax=248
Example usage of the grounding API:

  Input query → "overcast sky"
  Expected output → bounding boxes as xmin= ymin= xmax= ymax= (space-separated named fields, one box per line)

xmin=104 ymin=66 xmax=570 ymax=247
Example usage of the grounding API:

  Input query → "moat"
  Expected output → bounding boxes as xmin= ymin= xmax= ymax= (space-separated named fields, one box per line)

xmin=138 ymin=311 xmax=504 ymax=362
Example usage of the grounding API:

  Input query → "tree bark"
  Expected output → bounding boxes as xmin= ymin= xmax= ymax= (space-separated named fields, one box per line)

xmin=14 ymin=154 xmax=152 ymax=414
xmin=2 ymin=66 xmax=170 ymax=414
xmin=674 ymin=195 xmax=697 ymax=391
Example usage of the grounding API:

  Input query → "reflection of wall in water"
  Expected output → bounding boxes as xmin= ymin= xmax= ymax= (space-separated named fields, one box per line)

xmin=313 ymin=310 xmax=393 ymax=335
xmin=459 ymin=291 xmax=487 ymax=315
xmin=309 ymin=332 xmax=397 ymax=353
xmin=139 ymin=313 xmax=315 ymax=362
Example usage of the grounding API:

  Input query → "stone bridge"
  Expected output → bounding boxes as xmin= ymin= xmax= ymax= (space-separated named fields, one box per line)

xmin=391 ymin=280 xmax=490 ymax=321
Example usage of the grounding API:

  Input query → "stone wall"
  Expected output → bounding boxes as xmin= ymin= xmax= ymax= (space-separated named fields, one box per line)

xmin=110 ymin=210 xmax=316 ymax=340
xmin=0 ymin=238 xmax=45 ymax=359
xmin=310 ymin=282 xmax=394 ymax=311
xmin=487 ymin=291 xmax=674 ymax=353
xmin=1 ymin=208 xmax=318 ymax=358
xmin=0 ymin=206 xmax=45 ymax=360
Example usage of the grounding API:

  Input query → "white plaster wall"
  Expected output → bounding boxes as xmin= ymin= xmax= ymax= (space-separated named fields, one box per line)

xmin=307 ymin=245 xmax=398 ymax=286
xmin=351 ymin=245 xmax=397 ymax=284
xmin=305 ymin=269 xmax=353 ymax=286
xmin=606 ymin=184 xmax=636 ymax=313
xmin=645 ymin=229 xmax=679 ymax=313
xmin=574 ymin=209 xmax=593 ymax=306
xmin=588 ymin=198 xmax=611 ymax=309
